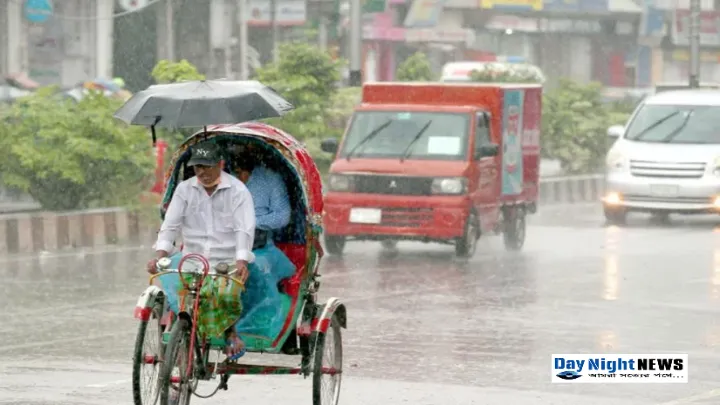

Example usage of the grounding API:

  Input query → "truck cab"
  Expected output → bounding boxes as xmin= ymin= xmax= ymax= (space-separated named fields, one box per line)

xmin=320 ymin=82 xmax=541 ymax=257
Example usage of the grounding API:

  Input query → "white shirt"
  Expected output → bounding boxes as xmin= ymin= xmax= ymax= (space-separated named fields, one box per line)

xmin=155 ymin=171 xmax=256 ymax=264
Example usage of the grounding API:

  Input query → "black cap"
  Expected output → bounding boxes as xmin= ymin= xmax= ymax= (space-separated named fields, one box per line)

xmin=187 ymin=142 xmax=221 ymax=167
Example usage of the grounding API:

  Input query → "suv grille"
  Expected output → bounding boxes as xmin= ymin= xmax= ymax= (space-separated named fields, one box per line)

xmin=630 ymin=160 xmax=706 ymax=179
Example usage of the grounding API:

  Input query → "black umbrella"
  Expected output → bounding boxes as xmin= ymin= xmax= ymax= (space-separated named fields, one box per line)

xmin=113 ymin=80 xmax=294 ymax=144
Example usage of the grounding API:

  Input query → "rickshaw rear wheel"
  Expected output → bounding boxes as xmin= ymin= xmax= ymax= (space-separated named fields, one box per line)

xmin=312 ymin=313 xmax=343 ymax=405
xmin=324 ymin=235 xmax=346 ymax=256
xmin=455 ymin=212 xmax=479 ymax=258
xmin=159 ymin=318 xmax=193 ymax=405
xmin=132 ymin=300 xmax=164 ymax=405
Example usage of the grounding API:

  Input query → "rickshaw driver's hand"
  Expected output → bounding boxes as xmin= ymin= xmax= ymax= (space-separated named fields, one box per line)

xmin=236 ymin=260 xmax=249 ymax=283
xmin=147 ymin=251 xmax=169 ymax=274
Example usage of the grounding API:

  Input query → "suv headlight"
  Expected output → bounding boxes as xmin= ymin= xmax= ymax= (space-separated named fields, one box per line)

xmin=328 ymin=174 xmax=353 ymax=192
xmin=431 ymin=177 xmax=467 ymax=195
xmin=606 ymin=149 xmax=626 ymax=172
xmin=711 ymin=157 xmax=720 ymax=177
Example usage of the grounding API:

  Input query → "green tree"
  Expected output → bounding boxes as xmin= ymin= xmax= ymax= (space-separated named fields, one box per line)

xmin=395 ymin=52 xmax=433 ymax=82
xmin=541 ymin=79 xmax=616 ymax=174
xmin=253 ymin=42 xmax=342 ymax=141
xmin=151 ymin=59 xmax=206 ymax=84
xmin=0 ymin=87 xmax=154 ymax=210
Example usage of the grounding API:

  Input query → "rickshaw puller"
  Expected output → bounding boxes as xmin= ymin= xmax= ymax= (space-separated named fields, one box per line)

xmin=146 ymin=142 xmax=254 ymax=357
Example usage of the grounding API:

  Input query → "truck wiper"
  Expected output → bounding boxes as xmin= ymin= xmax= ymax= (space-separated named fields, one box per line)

xmin=629 ymin=110 xmax=679 ymax=141
xmin=345 ymin=119 xmax=392 ymax=161
xmin=400 ymin=120 xmax=432 ymax=162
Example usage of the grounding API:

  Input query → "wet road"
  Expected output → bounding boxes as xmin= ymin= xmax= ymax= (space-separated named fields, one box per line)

xmin=2 ymin=204 xmax=720 ymax=404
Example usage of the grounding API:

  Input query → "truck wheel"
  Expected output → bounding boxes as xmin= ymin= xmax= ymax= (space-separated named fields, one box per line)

xmin=503 ymin=206 xmax=526 ymax=251
xmin=604 ymin=206 xmax=627 ymax=226
xmin=380 ymin=240 xmax=398 ymax=250
xmin=455 ymin=212 xmax=479 ymax=258
xmin=324 ymin=235 xmax=346 ymax=256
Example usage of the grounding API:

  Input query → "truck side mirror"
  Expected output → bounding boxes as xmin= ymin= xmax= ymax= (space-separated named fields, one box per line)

xmin=607 ymin=125 xmax=624 ymax=141
xmin=321 ymin=138 xmax=339 ymax=154
xmin=474 ymin=144 xmax=499 ymax=159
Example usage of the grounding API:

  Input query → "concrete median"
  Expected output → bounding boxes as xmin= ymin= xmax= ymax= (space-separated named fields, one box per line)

xmin=0 ymin=174 xmax=604 ymax=255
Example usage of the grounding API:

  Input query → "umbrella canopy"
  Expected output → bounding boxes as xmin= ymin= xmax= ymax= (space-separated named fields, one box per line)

xmin=112 ymin=80 xmax=294 ymax=129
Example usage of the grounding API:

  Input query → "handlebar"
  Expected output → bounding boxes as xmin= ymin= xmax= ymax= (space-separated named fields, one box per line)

xmin=176 ymin=253 xmax=210 ymax=291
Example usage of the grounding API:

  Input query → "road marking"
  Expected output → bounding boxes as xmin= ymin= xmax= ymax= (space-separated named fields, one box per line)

xmin=658 ymin=388 xmax=720 ymax=404
xmin=86 ymin=379 xmax=130 ymax=388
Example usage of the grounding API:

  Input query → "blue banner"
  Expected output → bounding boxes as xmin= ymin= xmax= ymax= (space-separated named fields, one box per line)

xmin=543 ymin=0 xmax=608 ymax=12
xmin=501 ymin=90 xmax=524 ymax=196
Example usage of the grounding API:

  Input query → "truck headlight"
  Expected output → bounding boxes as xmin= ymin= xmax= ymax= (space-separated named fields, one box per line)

xmin=328 ymin=174 xmax=353 ymax=192
xmin=431 ymin=177 xmax=467 ymax=195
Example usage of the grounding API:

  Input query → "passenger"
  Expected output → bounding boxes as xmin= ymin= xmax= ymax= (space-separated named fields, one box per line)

xmin=232 ymin=149 xmax=296 ymax=339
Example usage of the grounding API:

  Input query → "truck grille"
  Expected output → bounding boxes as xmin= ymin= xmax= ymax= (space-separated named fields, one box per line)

xmin=380 ymin=207 xmax=434 ymax=227
xmin=353 ymin=175 xmax=433 ymax=196
xmin=629 ymin=160 xmax=706 ymax=179
xmin=623 ymin=194 xmax=712 ymax=204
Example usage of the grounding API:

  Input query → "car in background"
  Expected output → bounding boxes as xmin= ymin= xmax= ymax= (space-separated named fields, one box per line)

xmin=603 ymin=89 xmax=720 ymax=224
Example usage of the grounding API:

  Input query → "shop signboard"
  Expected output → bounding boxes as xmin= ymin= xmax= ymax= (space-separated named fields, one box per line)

xmin=672 ymin=9 xmax=720 ymax=46
xmin=404 ymin=0 xmax=445 ymax=28
xmin=542 ymin=0 xmax=608 ymax=13
xmin=247 ymin=0 xmax=307 ymax=26
xmin=479 ymin=0 xmax=543 ymax=11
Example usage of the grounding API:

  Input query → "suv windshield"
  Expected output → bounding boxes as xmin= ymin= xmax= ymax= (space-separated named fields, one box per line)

xmin=340 ymin=111 xmax=470 ymax=160
xmin=624 ymin=104 xmax=720 ymax=144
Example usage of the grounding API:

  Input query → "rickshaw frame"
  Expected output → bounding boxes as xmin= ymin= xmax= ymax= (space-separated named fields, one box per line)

xmin=131 ymin=122 xmax=346 ymax=405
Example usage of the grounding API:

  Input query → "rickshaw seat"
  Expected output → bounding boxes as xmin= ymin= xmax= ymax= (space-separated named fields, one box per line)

xmin=274 ymin=242 xmax=306 ymax=298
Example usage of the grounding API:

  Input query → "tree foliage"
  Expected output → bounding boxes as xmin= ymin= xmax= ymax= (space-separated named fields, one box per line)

xmin=0 ymin=87 xmax=154 ymax=210
xmin=151 ymin=59 xmax=206 ymax=84
xmin=395 ymin=52 xmax=433 ymax=82
xmin=541 ymin=79 xmax=634 ymax=174
xmin=253 ymin=42 xmax=343 ymax=141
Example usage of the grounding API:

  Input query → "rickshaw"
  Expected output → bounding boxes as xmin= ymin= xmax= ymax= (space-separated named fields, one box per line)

xmin=115 ymin=81 xmax=346 ymax=405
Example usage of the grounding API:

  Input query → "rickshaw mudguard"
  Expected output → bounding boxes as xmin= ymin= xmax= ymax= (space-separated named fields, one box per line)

xmin=313 ymin=297 xmax=347 ymax=333
xmin=133 ymin=285 xmax=164 ymax=321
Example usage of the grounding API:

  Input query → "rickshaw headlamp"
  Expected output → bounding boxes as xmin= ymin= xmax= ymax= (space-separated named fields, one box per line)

xmin=431 ymin=177 xmax=467 ymax=195
xmin=328 ymin=174 xmax=353 ymax=192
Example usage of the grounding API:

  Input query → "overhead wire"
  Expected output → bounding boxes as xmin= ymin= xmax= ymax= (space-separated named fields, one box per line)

xmin=7 ymin=0 xmax=164 ymax=21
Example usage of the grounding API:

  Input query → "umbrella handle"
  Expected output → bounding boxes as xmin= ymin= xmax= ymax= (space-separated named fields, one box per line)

xmin=150 ymin=116 xmax=161 ymax=146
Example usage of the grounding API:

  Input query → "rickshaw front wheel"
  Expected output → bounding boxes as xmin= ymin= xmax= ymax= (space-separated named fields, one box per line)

xmin=159 ymin=318 xmax=193 ymax=405
xmin=132 ymin=300 xmax=164 ymax=405
xmin=312 ymin=313 xmax=343 ymax=405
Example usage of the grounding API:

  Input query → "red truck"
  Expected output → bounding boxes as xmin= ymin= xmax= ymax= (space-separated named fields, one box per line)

xmin=320 ymin=82 xmax=541 ymax=257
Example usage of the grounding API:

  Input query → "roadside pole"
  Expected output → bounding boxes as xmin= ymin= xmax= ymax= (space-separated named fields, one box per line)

xmin=270 ymin=0 xmax=279 ymax=62
xmin=238 ymin=0 xmax=249 ymax=79
xmin=348 ymin=0 xmax=362 ymax=86
xmin=689 ymin=0 xmax=700 ymax=88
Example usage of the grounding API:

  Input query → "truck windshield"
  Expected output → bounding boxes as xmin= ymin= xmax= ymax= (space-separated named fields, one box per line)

xmin=624 ymin=104 xmax=720 ymax=144
xmin=339 ymin=111 xmax=470 ymax=160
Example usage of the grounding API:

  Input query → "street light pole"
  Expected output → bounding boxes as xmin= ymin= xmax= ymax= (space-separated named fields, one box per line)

xmin=348 ymin=0 xmax=362 ymax=86
xmin=270 ymin=0 xmax=279 ymax=63
xmin=238 ymin=0 xmax=249 ymax=79
xmin=689 ymin=0 xmax=700 ymax=88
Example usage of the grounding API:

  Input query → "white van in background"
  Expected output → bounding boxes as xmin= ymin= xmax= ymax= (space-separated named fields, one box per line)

xmin=603 ymin=89 xmax=720 ymax=224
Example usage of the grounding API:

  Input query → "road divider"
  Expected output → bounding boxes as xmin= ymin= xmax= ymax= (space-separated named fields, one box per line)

xmin=0 ymin=174 xmax=603 ymax=255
